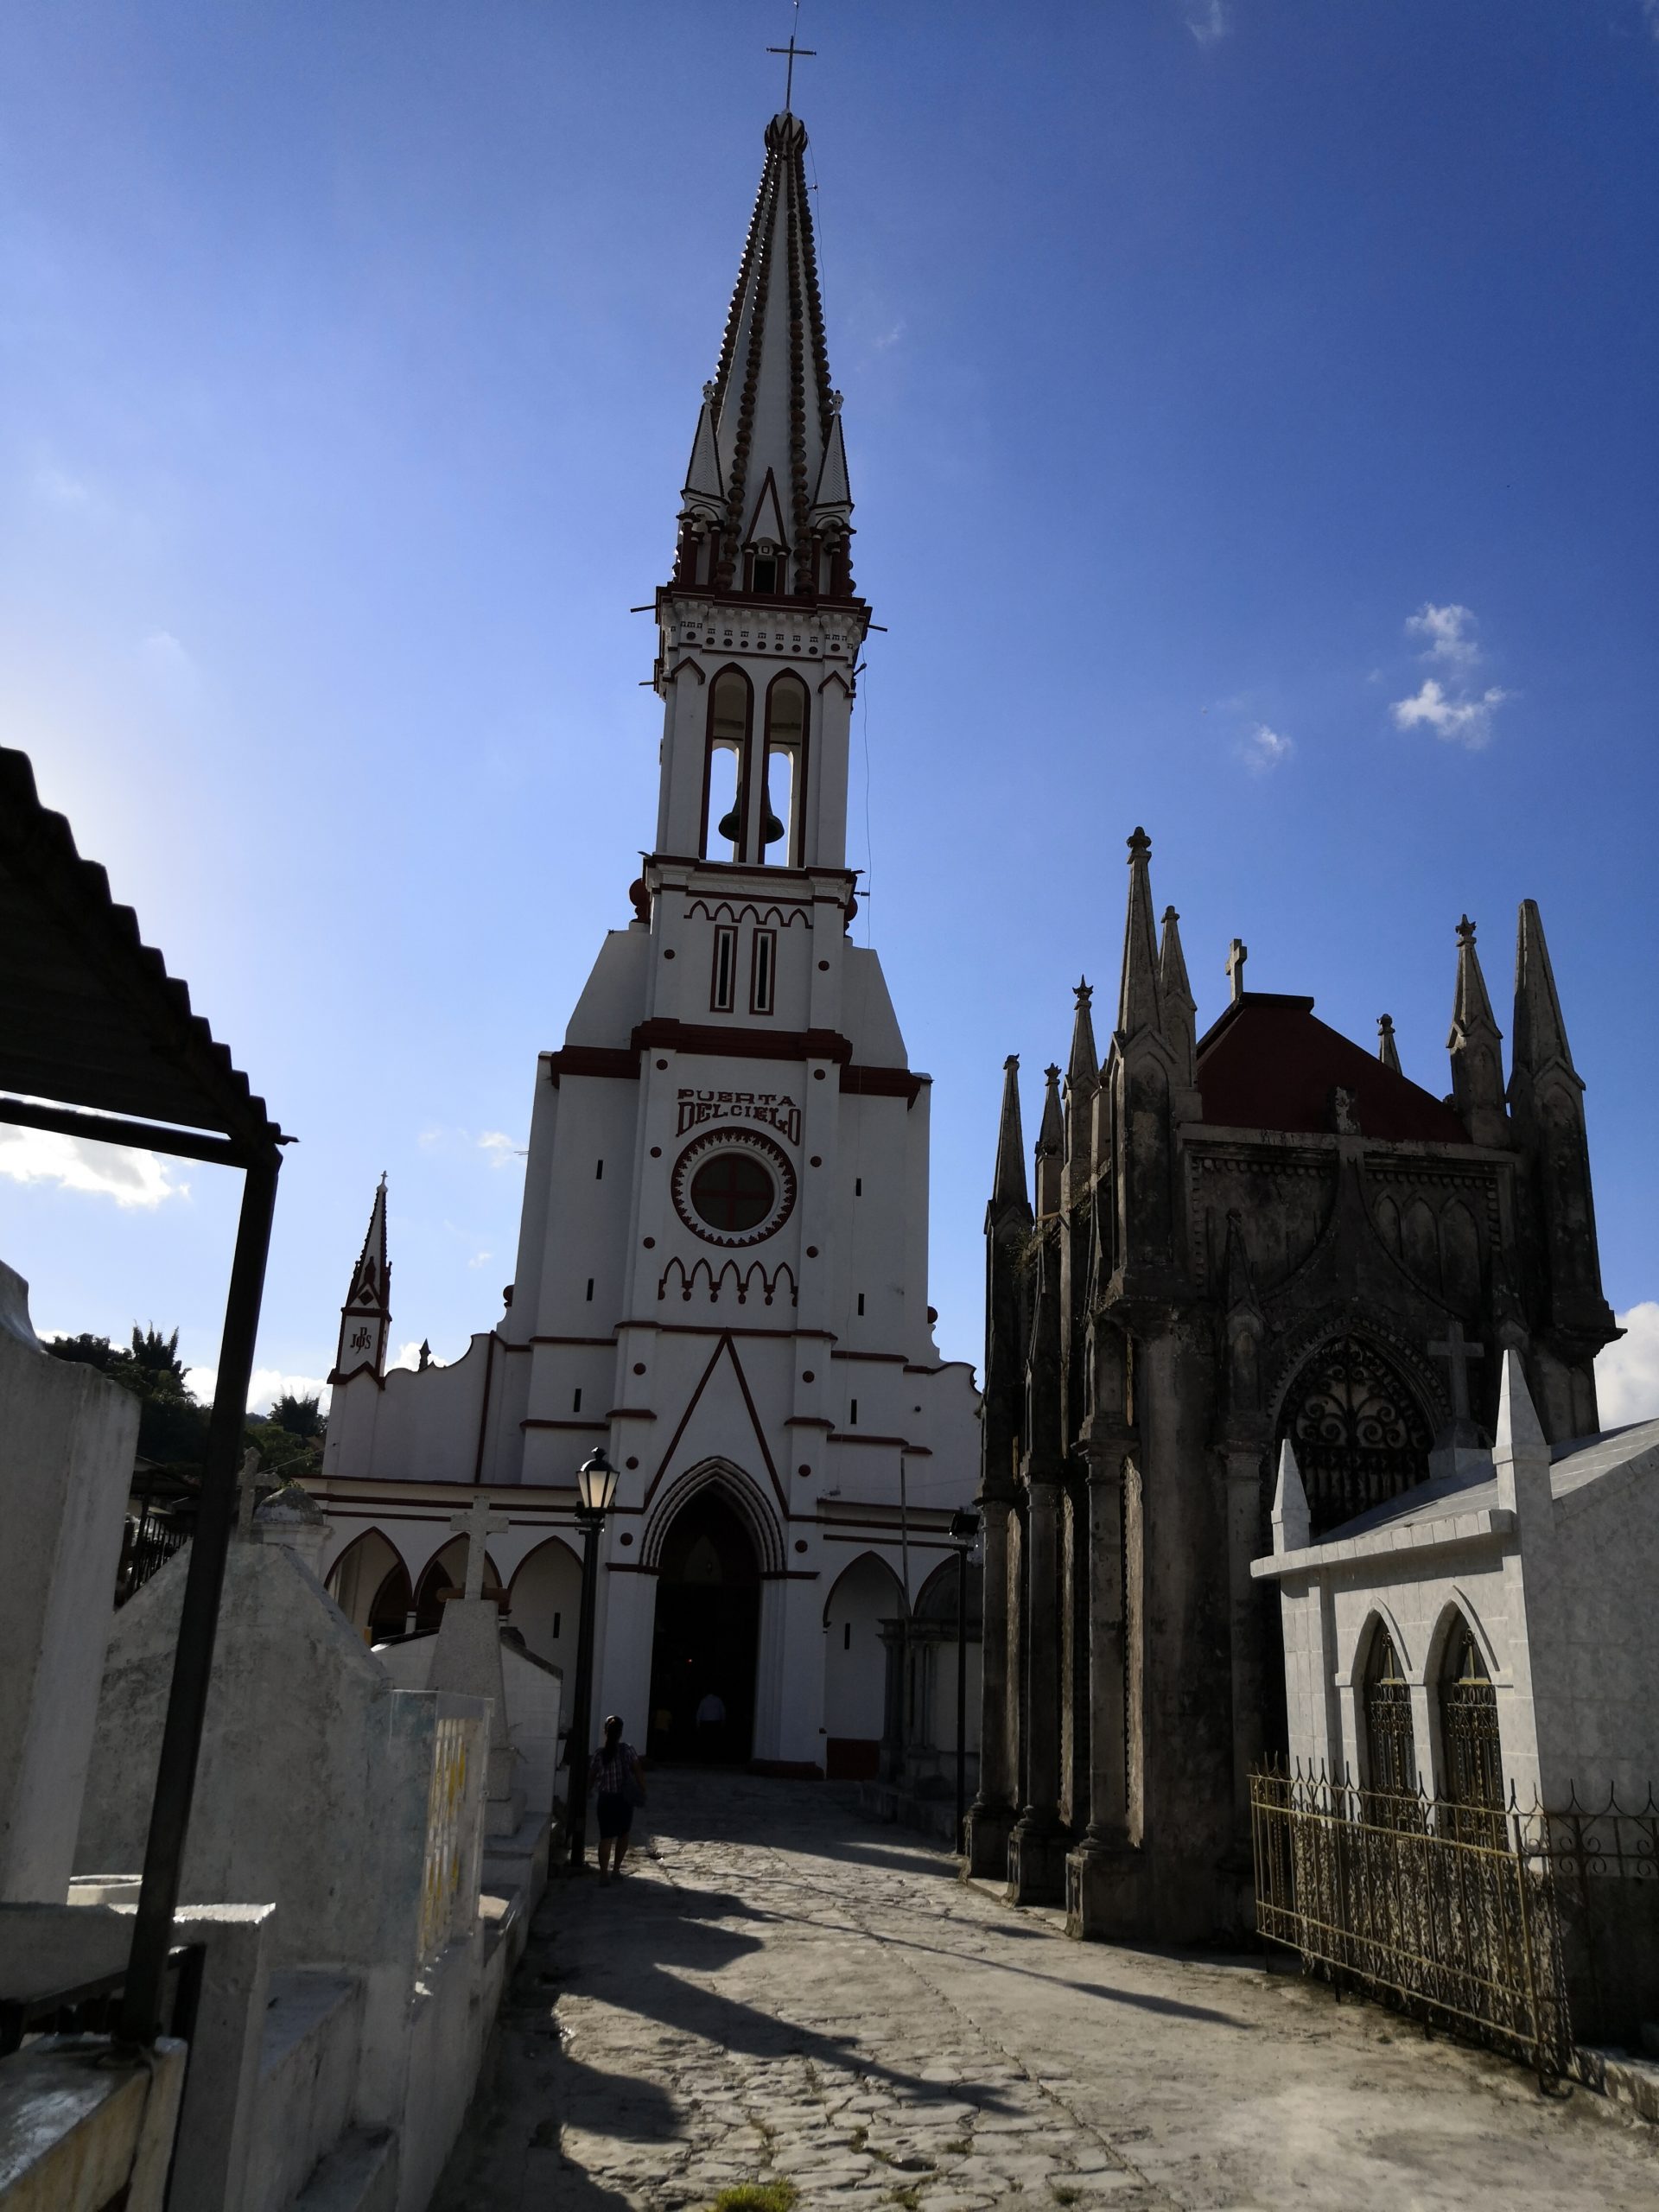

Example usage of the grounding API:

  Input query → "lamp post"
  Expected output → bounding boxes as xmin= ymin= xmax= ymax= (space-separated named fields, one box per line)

xmin=565 ymin=1446 xmax=619 ymax=1871
xmin=948 ymin=1508 xmax=979 ymax=1856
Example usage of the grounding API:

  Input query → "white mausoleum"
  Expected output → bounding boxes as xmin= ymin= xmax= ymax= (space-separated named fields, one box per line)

xmin=1255 ymin=1350 xmax=1659 ymax=1809
xmin=314 ymin=109 xmax=979 ymax=1778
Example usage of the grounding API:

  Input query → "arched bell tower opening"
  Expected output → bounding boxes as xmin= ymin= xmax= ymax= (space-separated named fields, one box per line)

xmin=646 ymin=1485 xmax=762 ymax=1766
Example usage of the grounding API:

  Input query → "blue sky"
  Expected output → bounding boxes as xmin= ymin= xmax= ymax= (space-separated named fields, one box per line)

xmin=3 ymin=1 xmax=1658 ymax=1419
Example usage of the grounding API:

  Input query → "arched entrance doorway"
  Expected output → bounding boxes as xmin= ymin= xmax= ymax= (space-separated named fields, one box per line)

xmin=647 ymin=1488 xmax=761 ymax=1765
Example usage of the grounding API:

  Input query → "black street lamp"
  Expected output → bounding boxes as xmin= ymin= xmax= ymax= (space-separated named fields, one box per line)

xmin=948 ymin=1507 xmax=979 ymax=1855
xmin=564 ymin=1446 xmax=619 ymax=1871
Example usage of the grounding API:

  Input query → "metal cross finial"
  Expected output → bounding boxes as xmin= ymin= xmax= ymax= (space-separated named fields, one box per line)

xmin=1226 ymin=938 xmax=1249 ymax=1003
xmin=766 ymin=6 xmax=817 ymax=111
xmin=1428 ymin=1316 xmax=1485 ymax=1425
xmin=449 ymin=1493 xmax=509 ymax=1604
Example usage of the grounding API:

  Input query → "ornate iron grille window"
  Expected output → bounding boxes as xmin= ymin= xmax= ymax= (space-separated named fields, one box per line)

xmin=1281 ymin=1334 xmax=1433 ymax=1537
xmin=1441 ymin=1620 xmax=1504 ymax=1840
xmin=1363 ymin=1627 xmax=1416 ymax=1798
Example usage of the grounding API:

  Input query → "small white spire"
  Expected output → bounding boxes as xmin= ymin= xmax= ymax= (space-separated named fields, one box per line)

xmin=1271 ymin=1440 xmax=1310 ymax=1553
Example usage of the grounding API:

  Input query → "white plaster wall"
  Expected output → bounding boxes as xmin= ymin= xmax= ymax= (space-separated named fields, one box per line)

xmin=0 ymin=1274 xmax=140 ymax=1903
xmin=822 ymin=1554 xmax=900 ymax=1743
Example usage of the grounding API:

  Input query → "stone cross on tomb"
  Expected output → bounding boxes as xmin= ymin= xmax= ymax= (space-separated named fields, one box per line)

xmin=1225 ymin=938 xmax=1249 ymax=1005
xmin=233 ymin=1446 xmax=267 ymax=1540
xmin=1428 ymin=1316 xmax=1484 ymax=1425
xmin=449 ymin=1495 xmax=509 ymax=1604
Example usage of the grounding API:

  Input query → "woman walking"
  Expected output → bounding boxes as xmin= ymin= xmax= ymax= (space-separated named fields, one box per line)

xmin=588 ymin=1714 xmax=645 ymax=1885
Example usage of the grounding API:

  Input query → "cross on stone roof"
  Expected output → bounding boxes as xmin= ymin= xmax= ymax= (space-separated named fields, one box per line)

xmin=1225 ymin=938 xmax=1249 ymax=1004
xmin=1428 ymin=1317 xmax=1484 ymax=1424
xmin=449 ymin=1495 xmax=509 ymax=1603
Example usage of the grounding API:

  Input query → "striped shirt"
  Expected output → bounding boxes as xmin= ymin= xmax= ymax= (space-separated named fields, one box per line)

xmin=589 ymin=1741 xmax=638 ymax=1796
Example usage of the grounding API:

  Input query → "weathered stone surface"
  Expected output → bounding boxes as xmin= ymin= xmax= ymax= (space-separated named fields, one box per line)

xmin=433 ymin=1777 xmax=1659 ymax=2212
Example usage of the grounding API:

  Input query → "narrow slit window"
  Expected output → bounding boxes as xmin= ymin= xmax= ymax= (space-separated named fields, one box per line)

xmin=855 ymin=1177 xmax=862 ymax=1196
xmin=843 ymin=1622 xmax=851 ymax=1651
xmin=857 ymin=1292 xmax=865 ymax=1316
xmin=585 ymin=1278 xmax=594 ymax=1303
xmin=572 ymin=1388 xmax=582 ymax=1413
xmin=849 ymin=1398 xmax=859 ymax=1425
xmin=552 ymin=1611 xmax=562 ymax=1638
xmin=750 ymin=927 xmax=777 ymax=1015
xmin=710 ymin=924 xmax=738 ymax=1012
xmin=595 ymin=1159 xmax=604 ymax=1180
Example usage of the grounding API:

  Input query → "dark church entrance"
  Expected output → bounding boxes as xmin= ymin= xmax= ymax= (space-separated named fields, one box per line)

xmin=646 ymin=1488 xmax=760 ymax=1765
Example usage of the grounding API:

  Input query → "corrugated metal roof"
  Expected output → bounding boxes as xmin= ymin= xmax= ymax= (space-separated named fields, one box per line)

xmin=0 ymin=747 xmax=284 ymax=1160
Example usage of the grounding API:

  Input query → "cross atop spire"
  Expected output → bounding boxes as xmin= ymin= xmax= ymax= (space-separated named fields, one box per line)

xmin=766 ymin=10 xmax=817 ymax=112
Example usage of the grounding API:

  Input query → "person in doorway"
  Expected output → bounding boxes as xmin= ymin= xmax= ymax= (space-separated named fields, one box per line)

xmin=695 ymin=1688 xmax=726 ymax=1761
xmin=588 ymin=1714 xmax=645 ymax=1885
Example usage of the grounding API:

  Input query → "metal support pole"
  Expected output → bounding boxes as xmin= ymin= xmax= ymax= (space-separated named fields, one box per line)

xmin=120 ymin=1154 xmax=280 ymax=2043
xmin=565 ymin=1510 xmax=603 ymax=1870
xmin=955 ymin=1540 xmax=969 ymax=1854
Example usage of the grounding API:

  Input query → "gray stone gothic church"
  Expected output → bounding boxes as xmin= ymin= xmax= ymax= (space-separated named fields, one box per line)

xmin=966 ymin=827 xmax=1618 ymax=1942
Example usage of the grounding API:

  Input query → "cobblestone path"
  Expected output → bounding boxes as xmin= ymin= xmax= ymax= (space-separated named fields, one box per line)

xmin=435 ymin=1775 xmax=1657 ymax=2211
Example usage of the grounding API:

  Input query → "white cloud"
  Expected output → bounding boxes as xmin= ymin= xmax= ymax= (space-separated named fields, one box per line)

xmin=467 ymin=1249 xmax=494 ymax=1269
xmin=1596 ymin=1303 xmax=1659 ymax=1427
xmin=1185 ymin=0 xmax=1230 ymax=43
xmin=1389 ymin=677 xmax=1510 ymax=750
xmin=1239 ymin=722 xmax=1293 ymax=775
xmin=389 ymin=1338 xmax=445 ymax=1371
xmin=477 ymin=1131 xmax=525 ymax=1168
xmin=1406 ymin=601 xmax=1481 ymax=668
xmin=0 ymin=1122 xmax=188 ymax=1207
xmin=187 ymin=1363 xmax=333 ymax=1414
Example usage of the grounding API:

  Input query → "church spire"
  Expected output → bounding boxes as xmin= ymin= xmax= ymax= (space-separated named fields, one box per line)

xmin=1158 ymin=906 xmax=1197 ymax=1088
xmin=1065 ymin=979 xmax=1098 ymax=1106
xmin=1446 ymin=916 xmax=1507 ymax=1147
xmin=989 ymin=1055 xmax=1031 ymax=1222
xmin=675 ymin=111 xmax=852 ymax=601
xmin=330 ymin=1174 xmax=391 ymax=1386
xmin=1510 ymin=899 xmax=1577 ymax=1091
xmin=1506 ymin=899 xmax=1616 ymax=1434
xmin=1116 ymin=828 xmax=1163 ymax=1042
xmin=1035 ymin=1064 xmax=1064 ymax=1218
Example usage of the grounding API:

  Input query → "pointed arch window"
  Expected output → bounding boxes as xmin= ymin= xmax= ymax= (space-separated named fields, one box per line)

xmin=1440 ymin=1615 xmax=1504 ymax=1840
xmin=702 ymin=669 xmax=752 ymax=861
xmin=1279 ymin=1334 xmax=1433 ymax=1539
xmin=760 ymin=672 xmax=807 ymax=868
xmin=1363 ymin=1624 xmax=1417 ymax=1804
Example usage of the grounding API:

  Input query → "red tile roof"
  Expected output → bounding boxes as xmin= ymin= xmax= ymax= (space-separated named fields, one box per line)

xmin=1195 ymin=994 xmax=1470 ymax=1145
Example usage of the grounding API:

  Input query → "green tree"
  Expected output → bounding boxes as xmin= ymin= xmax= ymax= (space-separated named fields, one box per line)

xmin=128 ymin=1324 xmax=191 ymax=1398
xmin=270 ymin=1392 xmax=323 ymax=1440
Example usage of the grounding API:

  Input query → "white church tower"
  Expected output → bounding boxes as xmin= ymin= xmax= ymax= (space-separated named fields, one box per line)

xmin=316 ymin=110 xmax=979 ymax=1777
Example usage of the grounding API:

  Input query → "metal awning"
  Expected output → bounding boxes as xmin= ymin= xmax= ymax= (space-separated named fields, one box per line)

xmin=0 ymin=747 xmax=284 ymax=1167
xmin=0 ymin=745 xmax=288 ymax=2041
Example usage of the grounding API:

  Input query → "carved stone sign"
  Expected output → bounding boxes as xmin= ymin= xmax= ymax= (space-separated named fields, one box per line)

xmin=676 ymin=1087 xmax=801 ymax=1146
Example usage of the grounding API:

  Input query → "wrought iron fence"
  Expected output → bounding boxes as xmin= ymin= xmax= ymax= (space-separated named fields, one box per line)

xmin=116 ymin=1501 xmax=193 ymax=1604
xmin=1535 ymin=1787 xmax=1659 ymax=2048
xmin=1250 ymin=1766 xmax=1572 ymax=2082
